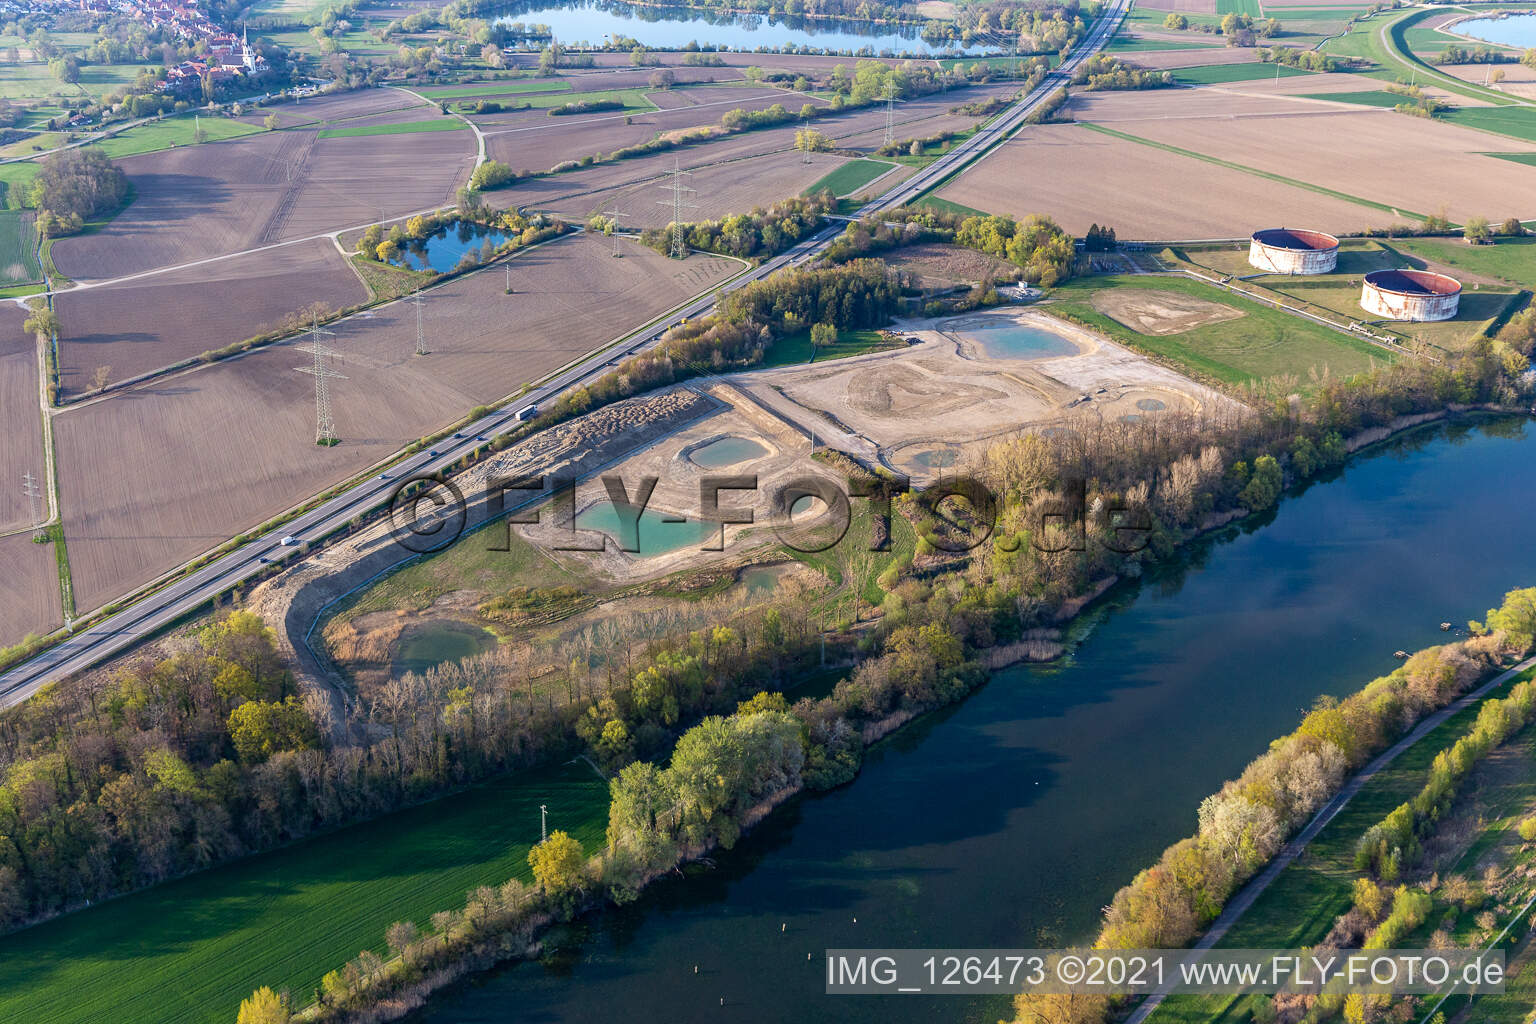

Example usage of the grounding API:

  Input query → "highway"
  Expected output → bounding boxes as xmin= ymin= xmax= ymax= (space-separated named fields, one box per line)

xmin=0 ymin=0 xmax=1127 ymax=706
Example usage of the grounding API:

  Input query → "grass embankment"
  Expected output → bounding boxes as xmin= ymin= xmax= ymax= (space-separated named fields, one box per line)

xmin=1322 ymin=8 xmax=1525 ymax=108
xmin=1145 ymin=667 xmax=1536 ymax=1024
xmin=317 ymin=117 xmax=469 ymax=140
xmin=804 ymin=158 xmax=898 ymax=198
xmin=348 ymin=254 xmax=435 ymax=302
xmin=0 ymin=763 xmax=608 ymax=1024
xmin=916 ymin=194 xmax=989 ymax=218
xmin=761 ymin=327 xmax=904 ymax=367
xmin=326 ymin=521 xmax=591 ymax=626
xmin=1047 ymin=273 xmax=1389 ymax=386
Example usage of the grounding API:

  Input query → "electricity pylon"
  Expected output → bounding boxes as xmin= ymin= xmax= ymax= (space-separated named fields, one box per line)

xmin=657 ymin=159 xmax=697 ymax=260
xmin=602 ymin=207 xmax=626 ymax=257
xmin=411 ymin=291 xmax=427 ymax=356
xmin=295 ymin=317 xmax=345 ymax=445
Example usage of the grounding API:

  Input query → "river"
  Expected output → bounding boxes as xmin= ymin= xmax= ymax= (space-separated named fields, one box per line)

xmin=409 ymin=415 xmax=1536 ymax=1023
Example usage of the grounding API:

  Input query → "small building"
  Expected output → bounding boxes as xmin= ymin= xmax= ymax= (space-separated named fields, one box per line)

xmin=1248 ymin=228 xmax=1339 ymax=275
xmin=1360 ymin=269 xmax=1461 ymax=322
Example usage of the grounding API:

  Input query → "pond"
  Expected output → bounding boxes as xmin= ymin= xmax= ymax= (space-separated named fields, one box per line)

xmin=961 ymin=320 xmax=1081 ymax=361
xmin=1454 ymin=12 xmax=1536 ymax=48
xmin=577 ymin=499 xmax=718 ymax=556
xmin=389 ymin=221 xmax=515 ymax=274
xmin=492 ymin=1 xmax=998 ymax=55
xmin=911 ymin=447 xmax=959 ymax=468
xmin=395 ymin=620 xmax=496 ymax=676
xmin=690 ymin=436 xmax=770 ymax=469
xmin=407 ymin=416 xmax=1536 ymax=1024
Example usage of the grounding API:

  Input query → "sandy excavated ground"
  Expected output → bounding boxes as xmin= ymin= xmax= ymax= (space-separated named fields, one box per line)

xmin=937 ymin=122 xmax=1394 ymax=239
xmin=515 ymin=384 xmax=826 ymax=581
xmin=1063 ymin=87 xmax=1536 ymax=223
xmin=54 ymin=238 xmax=368 ymax=397
xmin=733 ymin=308 xmax=1233 ymax=482
xmin=1092 ymin=288 xmax=1244 ymax=335
xmin=52 ymin=233 xmax=739 ymax=614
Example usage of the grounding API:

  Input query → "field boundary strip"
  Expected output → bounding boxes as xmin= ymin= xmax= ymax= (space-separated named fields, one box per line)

xmin=1078 ymin=121 xmax=1430 ymax=221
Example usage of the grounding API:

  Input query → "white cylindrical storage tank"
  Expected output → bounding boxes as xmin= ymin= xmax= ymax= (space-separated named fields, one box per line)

xmin=1360 ymin=269 xmax=1461 ymax=322
xmin=1248 ymin=228 xmax=1340 ymax=274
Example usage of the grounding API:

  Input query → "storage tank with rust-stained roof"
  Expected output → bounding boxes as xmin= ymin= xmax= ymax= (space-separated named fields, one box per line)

xmin=1360 ymin=269 xmax=1461 ymax=322
xmin=1248 ymin=228 xmax=1340 ymax=274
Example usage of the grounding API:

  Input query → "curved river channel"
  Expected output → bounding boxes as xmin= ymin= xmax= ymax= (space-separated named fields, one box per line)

xmin=412 ymin=415 xmax=1536 ymax=1023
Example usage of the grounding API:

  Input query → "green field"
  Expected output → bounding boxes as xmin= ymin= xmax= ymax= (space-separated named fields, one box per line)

xmin=1300 ymin=88 xmax=1402 ymax=107
xmin=0 ymin=161 xmax=39 ymax=209
xmin=91 ymin=114 xmax=264 ymax=159
xmin=1174 ymin=62 xmax=1311 ymax=85
xmin=1485 ymin=151 xmax=1536 ymax=168
xmin=0 ymin=208 xmax=41 ymax=285
xmin=761 ymin=328 xmax=904 ymax=367
xmin=1047 ymin=274 xmax=1390 ymax=386
xmin=1439 ymin=105 xmax=1536 ymax=144
xmin=316 ymin=117 xmax=469 ymax=139
xmin=418 ymin=78 xmax=569 ymax=99
xmin=804 ymin=158 xmax=897 ymax=198
xmin=1216 ymin=0 xmax=1263 ymax=15
xmin=1386 ymin=235 xmax=1536 ymax=289
xmin=0 ymin=762 xmax=609 ymax=1024
xmin=1145 ymin=669 xmax=1536 ymax=1024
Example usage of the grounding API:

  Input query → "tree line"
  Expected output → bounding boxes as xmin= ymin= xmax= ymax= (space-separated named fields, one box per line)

xmin=1014 ymin=589 xmax=1536 ymax=1024
xmin=28 ymin=148 xmax=129 ymax=237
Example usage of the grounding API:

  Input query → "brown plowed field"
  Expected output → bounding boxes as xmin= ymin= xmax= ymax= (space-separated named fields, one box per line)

xmin=491 ymin=80 xmax=1019 ymax=216
xmin=479 ymin=87 xmax=819 ymax=173
xmin=51 ymin=92 xmax=474 ymax=282
xmin=1132 ymin=0 xmax=1217 ymax=12
xmin=936 ymin=123 xmax=1394 ymax=239
xmin=544 ymin=149 xmax=850 ymax=227
xmin=0 ymin=532 xmax=61 ymax=646
xmin=1125 ymin=47 xmax=1259 ymax=69
xmin=0 ymin=306 xmax=43 ymax=532
xmin=53 ymin=233 xmax=740 ymax=612
xmin=1444 ymin=61 xmax=1536 ymax=101
xmin=54 ymin=238 xmax=368 ymax=397
xmin=1065 ymin=88 xmax=1536 ymax=222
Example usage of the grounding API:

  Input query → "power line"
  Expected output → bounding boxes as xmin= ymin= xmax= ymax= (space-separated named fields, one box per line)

xmin=21 ymin=470 xmax=41 ymax=533
xmin=656 ymin=159 xmax=697 ymax=260
xmin=882 ymin=88 xmax=896 ymax=147
xmin=294 ymin=317 xmax=345 ymax=446
xmin=602 ymin=207 xmax=626 ymax=258
xmin=411 ymin=291 xmax=428 ymax=356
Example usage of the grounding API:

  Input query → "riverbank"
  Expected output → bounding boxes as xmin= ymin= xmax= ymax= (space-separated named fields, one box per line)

xmin=282 ymin=407 xmax=1535 ymax=1024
